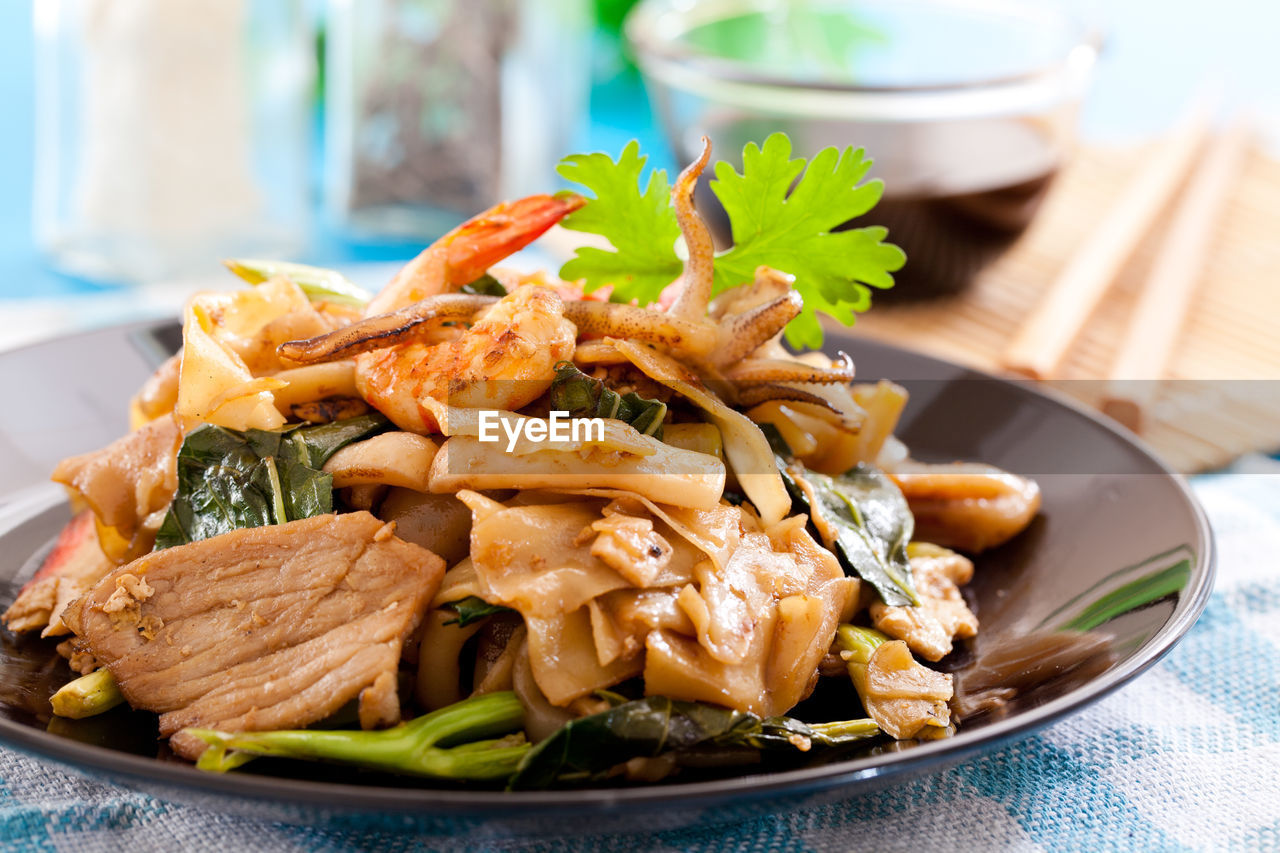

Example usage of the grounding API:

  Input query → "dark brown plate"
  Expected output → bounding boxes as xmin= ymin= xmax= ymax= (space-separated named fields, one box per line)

xmin=0 ymin=319 xmax=1213 ymax=824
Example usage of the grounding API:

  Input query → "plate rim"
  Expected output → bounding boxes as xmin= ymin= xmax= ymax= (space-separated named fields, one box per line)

xmin=0 ymin=318 xmax=1216 ymax=815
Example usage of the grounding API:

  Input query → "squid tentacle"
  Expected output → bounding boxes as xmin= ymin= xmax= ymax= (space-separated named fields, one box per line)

xmin=667 ymin=137 xmax=716 ymax=322
xmin=726 ymin=353 xmax=855 ymax=385
xmin=279 ymin=293 xmax=498 ymax=364
xmin=732 ymin=384 xmax=842 ymax=412
xmin=713 ymin=292 xmax=803 ymax=366
xmin=562 ymin=300 xmax=718 ymax=357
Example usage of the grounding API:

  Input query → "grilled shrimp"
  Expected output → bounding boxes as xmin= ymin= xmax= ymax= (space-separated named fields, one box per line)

xmin=357 ymin=284 xmax=576 ymax=434
xmin=367 ymin=194 xmax=584 ymax=315
xmin=286 ymin=195 xmax=585 ymax=434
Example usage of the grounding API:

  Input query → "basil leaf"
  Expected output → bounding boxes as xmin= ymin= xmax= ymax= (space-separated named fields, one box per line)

xmin=155 ymin=414 xmax=392 ymax=549
xmin=791 ymin=465 xmax=919 ymax=606
xmin=460 ymin=274 xmax=508 ymax=297
xmin=508 ymin=696 xmax=878 ymax=790
xmin=548 ymin=362 xmax=666 ymax=440
xmin=441 ymin=596 xmax=514 ymax=628
xmin=284 ymin=413 xmax=394 ymax=468
xmin=758 ymin=424 xmax=918 ymax=606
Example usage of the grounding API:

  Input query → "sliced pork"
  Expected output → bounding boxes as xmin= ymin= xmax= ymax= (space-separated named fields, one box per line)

xmin=62 ymin=511 xmax=444 ymax=759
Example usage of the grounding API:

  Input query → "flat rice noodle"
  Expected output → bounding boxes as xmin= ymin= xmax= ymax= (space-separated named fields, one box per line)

xmin=200 ymin=277 xmax=333 ymax=372
xmin=177 ymin=302 xmax=284 ymax=431
xmin=588 ymin=588 xmax=695 ymax=667
xmin=177 ymin=278 xmax=340 ymax=431
xmin=512 ymin=635 xmax=574 ymax=742
xmin=415 ymin=608 xmax=484 ymax=710
xmin=428 ymin=407 xmax=658 ymax=457
xmin=675 ymin=522 xmax=815 ymax=666
xmin=52 ymin=415 xmax=182 ymax=564
xmin=270 ymin=361 xmax=358 ymax=414
xmin=524 ymin=607 xmax=642 ymax=705
xmin=430 ymin=434 xmax=724 ymax=510
xmin=460 ymin=491 xmax=708 ymax=705
xmin=460 ymin=493 xmax=631 ymax=615
xmin=322 ymin=432 xmax=439 ymax=492
xmin=609 ymin=338 xmax=790 ymax=525
xmin=643 ymin=516 xmax=856 ymax=716
xmin=430 ymin=557 xmax=482 ymax=608
xmin=549 ymin=489 xmax=743 ymax=573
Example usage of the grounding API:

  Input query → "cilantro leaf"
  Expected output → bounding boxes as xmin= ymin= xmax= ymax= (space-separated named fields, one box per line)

xmin=556 ymin=141 xmax=683 ymax=303
xmin=711 ymin=133 xmax=906 ymax=349
xmin=554 ymin=133 xmax=905 ymax=347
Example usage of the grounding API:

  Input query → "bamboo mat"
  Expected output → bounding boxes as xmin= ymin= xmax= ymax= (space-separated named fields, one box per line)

xmin=850 ymin=144 xmax=1280 ymax=473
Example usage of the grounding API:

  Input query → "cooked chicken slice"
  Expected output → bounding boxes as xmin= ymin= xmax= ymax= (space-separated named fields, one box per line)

xmin=870 ymin=544 xmax=978 ymax=662
xmin=3 ymin=510 xmax=115 ymax=636
xmin=61 ymin=512 xmax=443 ymax=760
xmin=861 ymin=640 xmax=954 ymax=739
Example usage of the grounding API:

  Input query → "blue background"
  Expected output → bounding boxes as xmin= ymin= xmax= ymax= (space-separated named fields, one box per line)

xmin=1 ymin=0 xmax=1276 ymax=302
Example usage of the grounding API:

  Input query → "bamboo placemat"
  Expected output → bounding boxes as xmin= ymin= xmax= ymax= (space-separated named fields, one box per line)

xmin=850 ymin=144 xmax=1280 ymax=473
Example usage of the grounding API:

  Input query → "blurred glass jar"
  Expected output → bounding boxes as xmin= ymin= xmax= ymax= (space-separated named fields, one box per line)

xmin=33 ymin=0 xmax=312 ymax=284
xmin=628 ymin=0 xmax=1100 ymax=299
xmin=324 ymin=0 xmax=590 ymax=240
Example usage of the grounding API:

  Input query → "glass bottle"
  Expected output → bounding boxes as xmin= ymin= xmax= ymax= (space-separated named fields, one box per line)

xmin=323 ymin=0 xmax=590 ymax=241
xmin=32 ymin=0 xmax=313 ymax=284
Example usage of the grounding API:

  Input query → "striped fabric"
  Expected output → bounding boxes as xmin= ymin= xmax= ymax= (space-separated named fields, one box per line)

xmin=2 ymin=464 xmax=1276 ymax=853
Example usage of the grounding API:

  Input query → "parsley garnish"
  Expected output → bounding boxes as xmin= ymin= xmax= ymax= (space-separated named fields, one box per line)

xmin=556 ymin=133 xmax=905 ymax=348
xmin=557 ymin=141 xmax=682 ymax=302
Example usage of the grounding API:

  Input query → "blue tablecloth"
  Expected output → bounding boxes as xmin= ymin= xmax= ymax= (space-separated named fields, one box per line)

xmin=2 ymin=460 xmax=1277 ymax=852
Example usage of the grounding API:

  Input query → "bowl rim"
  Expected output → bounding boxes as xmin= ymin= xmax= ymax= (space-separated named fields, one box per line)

xmin=625 ymin=0 xmax=1103 ymax=97
xmin=0 ymin=319 xmax=1215 ymax=816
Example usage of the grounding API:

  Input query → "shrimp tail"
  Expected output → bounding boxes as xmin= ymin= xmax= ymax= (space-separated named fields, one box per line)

xmin=369 ymin=194 xmax=585 ymax=315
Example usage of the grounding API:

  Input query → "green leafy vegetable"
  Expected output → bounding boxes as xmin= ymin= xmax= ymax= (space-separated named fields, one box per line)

xmin=442 ymin=596 xmax=514 ymax=628
xmin=186 ymin=691 xmax=528 ymax=781
xmin=548 ymin=362 xmax=667 ymax=440
xmin=557 ymin=141 xmax=684 ymax=302
xmin=556 ymin=133 xmax=905 ymax=347
xmin=460 ymin=274 xmax=508 ymax=297
xmin=154 ymin=413 xmax=392 ymax=549
xmin=760 ymin=426 xmax=918 ymax=606
xmin=792 ymin=465 xmax=918 ymax=606
xmin=508 ymin=696 xmax=879 ymax=790
xmin=711 ymin=134 xmax=905 ymax=348
xmin=224 ymin=259 xmax=372 ymax=308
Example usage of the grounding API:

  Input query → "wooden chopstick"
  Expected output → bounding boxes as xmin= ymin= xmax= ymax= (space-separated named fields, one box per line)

xmin=1100 ymin=116 xmax=1253 ymax=432
xmin=1001 ymin=91 xmax=1218 ymax=379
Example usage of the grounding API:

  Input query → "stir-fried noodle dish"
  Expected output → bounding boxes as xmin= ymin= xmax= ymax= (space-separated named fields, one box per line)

xmin=4 ymin=136 xmax=1042 ymax=788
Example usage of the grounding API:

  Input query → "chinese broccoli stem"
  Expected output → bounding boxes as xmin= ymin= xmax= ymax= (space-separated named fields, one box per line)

xmin=223 ymin=259 xmax=371 ymax=307
xmin=835 ymin=624 xmax=891 ymax=701
xmin=184 ymin=691 xmax=528 ymax=781
xmin=50 ymin=668 xmax=124 ymax=719
xmin=806 ymin=717 xmax=882 ymax=745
